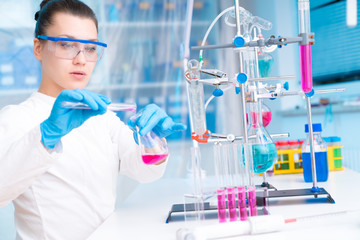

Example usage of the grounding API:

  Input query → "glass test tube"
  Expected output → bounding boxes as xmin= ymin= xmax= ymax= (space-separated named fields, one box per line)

xmin=244 ymin=143 xmax=257 ymax=217
xmin=298 ymin=0 xmax=313 ymax=93
xmin=214 ymin=143 xmax=227 ymax=223
xmin=225 ymin=144 xmax=238 ymax=222
xmin=234 ymin=144 xmax=247 ymax=221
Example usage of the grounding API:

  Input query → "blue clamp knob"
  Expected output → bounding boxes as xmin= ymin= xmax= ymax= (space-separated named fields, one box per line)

xmin=311 ymin=186 xmax=321 ymax=193
xmin=237 ymin=73 xmax=248 ymax=84
xmin=269 ymin=91 xmax=277 ymax=100
xmin=283 ymin=82 xmax=289 ymax=91
xmin=213 ymin=88 xmax=223 ymax=97
xmin=235 ymin=86 xmax=241 ymax=94
xmin=304 ymin=89 xmax=315 ymax=97
xmin=234 ymin=36 xmax=245 ymax=48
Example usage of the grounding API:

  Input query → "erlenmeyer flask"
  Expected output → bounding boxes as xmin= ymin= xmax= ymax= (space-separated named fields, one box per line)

xmin=247 ymin=101 xmax=277 ymax=173
xmin=129 ymin=114 xmax=169 ymax=165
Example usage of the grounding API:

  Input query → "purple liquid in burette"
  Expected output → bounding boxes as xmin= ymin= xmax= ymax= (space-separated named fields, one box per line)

xmin=142 ymin=154 xmax=168 ymax=165
xmin=300 ymin=45 xmax=313 ymax=93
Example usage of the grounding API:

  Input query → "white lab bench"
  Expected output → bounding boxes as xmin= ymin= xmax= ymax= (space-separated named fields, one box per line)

xmin=88 ymin=169 xmax=360 ymax=240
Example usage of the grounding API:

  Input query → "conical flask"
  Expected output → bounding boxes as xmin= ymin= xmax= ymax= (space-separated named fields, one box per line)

xmin=247 ymin=101 xmax=277 ymax=173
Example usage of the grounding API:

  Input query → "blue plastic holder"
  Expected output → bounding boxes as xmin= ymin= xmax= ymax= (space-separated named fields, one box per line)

xmin=236 ymin=73 xmax=248 ymax=84
xmin=233 ymin=36 xmax=245 ymax=48
xmin=213 ymin=88 xmax=223 ymax=97
xmin=283 ymin=82 xmax=289 ymax=91
xmin=304 ymin=89 xmax=315 ymax=97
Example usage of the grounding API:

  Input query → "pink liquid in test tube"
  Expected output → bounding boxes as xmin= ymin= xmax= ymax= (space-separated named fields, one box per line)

xmin=227 ymin=187 xmax=237 ymax=221
xmin=300 ymin=45 xmax=313 ymax=93
xmin=248 ymin=186 xmax=257 ymax=216
xmin=238 ymin=186 xmax=247 ymax=221
xmin=142 ymin=154 xmax=168 ymax=165
xmin=217 ymin=189 xmax=227 ymax=223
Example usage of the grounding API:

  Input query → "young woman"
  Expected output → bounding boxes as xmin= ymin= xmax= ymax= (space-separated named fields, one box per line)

xmin=0 ymin=0 xmax=185 ymax=239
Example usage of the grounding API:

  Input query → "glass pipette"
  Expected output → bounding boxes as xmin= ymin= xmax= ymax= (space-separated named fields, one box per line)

xmin=285 ymin=209 xmax=360 ymax=224
xmin=61 ymin=101 xmax=136 ymax=112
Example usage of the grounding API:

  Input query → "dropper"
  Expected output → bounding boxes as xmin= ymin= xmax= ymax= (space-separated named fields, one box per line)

xmin=61 ymin=101 xmax=137 ymax=112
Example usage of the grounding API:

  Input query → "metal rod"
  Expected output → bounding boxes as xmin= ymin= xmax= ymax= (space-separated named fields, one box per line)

xmin=315 ymin=88 xmax=346 ymax=94
xmin=191 ymin=43 xmax=234 ymax=51
xmin=257 ymin=88 xmax=346 ymax=100
xmin=306 ymin=96 xmax=318 ymax=188
xmin=209 ymin=132 xmax=290 ymax=142
xmin=248 ymin=75 xmax=295 ymax=82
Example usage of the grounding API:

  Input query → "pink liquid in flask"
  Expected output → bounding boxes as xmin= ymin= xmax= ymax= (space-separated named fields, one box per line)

xmin=142 ymin=154 xmax=168 ymax=165
xmin=300 ymin=45 xmax=313 ymax=93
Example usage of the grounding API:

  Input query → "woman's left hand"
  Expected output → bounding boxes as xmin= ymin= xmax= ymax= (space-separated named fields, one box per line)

xmin=128 ymin=104 xmax=187 ymax=139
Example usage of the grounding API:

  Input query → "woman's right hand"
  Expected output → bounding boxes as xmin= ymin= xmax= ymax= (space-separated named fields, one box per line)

xmin=40 ymin=89 xmax=110 ymax=149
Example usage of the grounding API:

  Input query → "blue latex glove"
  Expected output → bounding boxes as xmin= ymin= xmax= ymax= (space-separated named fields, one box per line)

xmin=127 ymin=104 xmax=187 ymax=144
xmin=40 ymin=89 xmax=111 ymax=149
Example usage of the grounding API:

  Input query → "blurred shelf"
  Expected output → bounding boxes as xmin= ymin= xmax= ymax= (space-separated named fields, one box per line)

xmin=103 ymin=81 xmax=185 ymax=90
xmin=101 ymin=20 xmax=209 ymax=28
xmin=0 ymin=88 xmax=36 ymax=97
xmin=280 ymin=103 xmax=360 ymax=116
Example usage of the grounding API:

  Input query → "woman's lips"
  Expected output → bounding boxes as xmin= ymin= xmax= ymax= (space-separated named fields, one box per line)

xmin=70 ymin=71 xmax=86 ymax=80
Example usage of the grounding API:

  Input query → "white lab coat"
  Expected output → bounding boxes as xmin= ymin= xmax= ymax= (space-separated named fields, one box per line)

xmin=0 ymin=92 xmax=167 ymax=240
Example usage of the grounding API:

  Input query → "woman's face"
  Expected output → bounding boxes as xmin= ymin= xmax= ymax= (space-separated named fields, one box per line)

xmin=34 ymin=12 xmax=98 ymax=97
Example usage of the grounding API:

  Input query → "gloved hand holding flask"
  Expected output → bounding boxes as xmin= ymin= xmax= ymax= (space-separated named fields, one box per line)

xmin=128 ymin=104 xmax=187 ymax=165
xmin=40 ymin=89 xmax=111 ymax=149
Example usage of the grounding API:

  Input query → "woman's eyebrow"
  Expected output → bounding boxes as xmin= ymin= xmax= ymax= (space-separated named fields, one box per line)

xmin=57 ymin=34 xmax=98 ymax=41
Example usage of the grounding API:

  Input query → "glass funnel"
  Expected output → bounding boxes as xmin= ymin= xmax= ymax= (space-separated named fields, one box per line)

xmin=247 ymin=101 xmax=277 ymax=173
xmin=258 ymin=51 xmax=274 ymax=78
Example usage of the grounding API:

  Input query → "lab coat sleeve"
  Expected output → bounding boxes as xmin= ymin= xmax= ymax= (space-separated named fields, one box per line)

xmin=0 ymin=106 xmax=62 ymax=207
xmin=108 ymin=113 xmax=168 ymax=183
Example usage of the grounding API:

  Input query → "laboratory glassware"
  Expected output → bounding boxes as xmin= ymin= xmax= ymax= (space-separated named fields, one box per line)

xmin=213 ymin=142 xmax=227 ymax=223
xmin=246 ymin=103 xmax=272 ymax=128
xmin=129 ymin=114 xmax=169 ymax=165
xmin=61 ymin=101 xmax=137 ymax=112
xmin=301 ymin=123 xmax=329 ymax=182
xmin=247 ymin=102 xmax=277 ymax=174
xmin=186 ymin=59 xmax=207 ymax=137
xmin=258 ymin=51 xmax=274 ymax=78
xmin=298 ymin=0 xmax=313 ymax=93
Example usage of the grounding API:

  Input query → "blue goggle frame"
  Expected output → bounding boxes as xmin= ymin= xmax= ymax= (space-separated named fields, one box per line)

xmin=37 ymin=35 xmax=107 ymax=48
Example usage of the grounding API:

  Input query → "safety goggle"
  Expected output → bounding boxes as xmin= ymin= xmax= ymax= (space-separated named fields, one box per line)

xmin=37 ymin=35 xmax=107 ymax=62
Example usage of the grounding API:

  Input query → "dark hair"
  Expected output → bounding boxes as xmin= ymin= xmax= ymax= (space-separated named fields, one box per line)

xmin=34 ymin=0 xmax=98 ymax=38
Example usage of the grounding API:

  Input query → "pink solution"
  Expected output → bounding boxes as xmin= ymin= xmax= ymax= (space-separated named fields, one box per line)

xmin=238 ymin=186 xmax=247 ymax=221
xmin=299 ymin=45 xmax=313 ymax=93
xmin=227 ymin=187 xmax=237 ymax=221
xmin=246 ymin=112 xmax=272 ymax=127
xmin=248 ymin=187 xmax=257 ymax=216
xmin=141 ymin=154 xmax=168 ymax=165
xmin=217 ymin=189 xmax=227 ymax=223
xmin=262 ymin=111 xmax=272 ymax=127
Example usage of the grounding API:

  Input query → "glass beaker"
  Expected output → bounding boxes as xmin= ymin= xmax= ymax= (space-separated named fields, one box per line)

xmin=129 ymin=114 xmax=169 ymax=165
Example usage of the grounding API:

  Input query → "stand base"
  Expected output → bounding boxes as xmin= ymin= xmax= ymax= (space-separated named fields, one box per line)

xmin=257 ymin=187 xmax=335 ymax=206
xmin=166 ymin=187 xmax=335 ymax=223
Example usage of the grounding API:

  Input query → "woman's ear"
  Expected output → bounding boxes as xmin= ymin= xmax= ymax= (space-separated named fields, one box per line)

xmin=33 ymin=38 xmax=42 ymax=61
